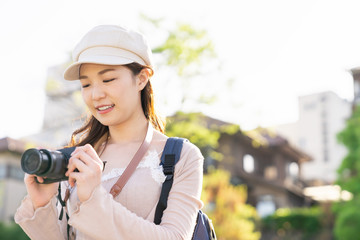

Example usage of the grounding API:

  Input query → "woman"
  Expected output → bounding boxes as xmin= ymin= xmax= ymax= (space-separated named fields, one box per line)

xmin=15 ymin=25 xmax=204 ymax=240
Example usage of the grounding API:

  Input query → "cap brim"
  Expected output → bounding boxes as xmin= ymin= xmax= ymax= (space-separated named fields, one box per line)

xmin=64 ymin=46 xmax=148 ymax=80
xmin=64 ymin=56 xmax=136 ymax=80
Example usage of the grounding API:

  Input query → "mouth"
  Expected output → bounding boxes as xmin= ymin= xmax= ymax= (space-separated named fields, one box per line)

xmin=95 ymin=104 xmax=115 ymax=114
xmin=96 ymin=104 xmax=115 ymax=111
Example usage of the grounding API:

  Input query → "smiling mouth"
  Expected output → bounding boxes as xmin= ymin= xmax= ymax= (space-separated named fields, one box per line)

xmin=96 ymin=104 xmax=115 ymax=111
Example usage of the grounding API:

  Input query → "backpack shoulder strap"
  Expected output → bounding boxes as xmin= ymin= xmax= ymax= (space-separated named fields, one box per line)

xmin=160 ymin=137 xmax=186 ymax=166
xmin=154 ymin=137 xmax=187 ymax=224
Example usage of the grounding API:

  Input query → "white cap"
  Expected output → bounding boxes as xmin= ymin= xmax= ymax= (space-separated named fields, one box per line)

xmin=64 ymin=25 xmax=153 ymax=80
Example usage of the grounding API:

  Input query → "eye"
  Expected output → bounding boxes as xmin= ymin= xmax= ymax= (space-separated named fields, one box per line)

xmin=103 ymin=78 xmax=115 ymax=83
xmin=81 ymin=84 xmax=90 ymax=88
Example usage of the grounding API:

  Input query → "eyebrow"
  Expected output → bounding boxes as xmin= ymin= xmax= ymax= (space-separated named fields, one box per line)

xmin=79 ymin=68 xmax=116 ymax=79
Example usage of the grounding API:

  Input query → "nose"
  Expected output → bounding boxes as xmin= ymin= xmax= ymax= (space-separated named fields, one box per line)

xmin=91 ymin=84 xmax=106 ymax=100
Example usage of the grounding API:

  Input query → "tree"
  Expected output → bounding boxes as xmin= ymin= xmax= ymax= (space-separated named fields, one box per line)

xmin=152 ymin=23 xmax=215 ymax=77
xmin=166 ymin=112 xmax=260 ymax=240
xmin=165 ymin=111 xmax=240 ymax=170
xmin=139 ymin=16 xmax=230 ymax=113
xmin=202 ymin=169 xmax=260 ymax=240
xmin=334 ymin=105 xmax=360 ymax=239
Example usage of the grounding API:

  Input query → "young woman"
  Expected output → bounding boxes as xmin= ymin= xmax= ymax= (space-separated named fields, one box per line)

xmin=15 ymin=25 xmax=204 ymax=240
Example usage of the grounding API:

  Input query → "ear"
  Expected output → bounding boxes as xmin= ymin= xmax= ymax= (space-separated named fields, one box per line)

xmin=137 ymin=68 xmax=150 ymax=91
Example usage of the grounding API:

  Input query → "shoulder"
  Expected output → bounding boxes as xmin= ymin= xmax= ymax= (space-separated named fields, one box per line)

xmin=181 ymin=140 xmax=203 ymax=160
xmin=152 ymin=129 xmax=203 ymax=161
xmin=153 ymin=130 xmax=202 ymax=157
xmin=171 ymin=139 xmax=203 ymax=176
xmin=152 ymin=129 xmax=168 ymax=142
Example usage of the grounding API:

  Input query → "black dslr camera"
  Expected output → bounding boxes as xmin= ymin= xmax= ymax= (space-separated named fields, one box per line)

xmin=21 ymin=147 xmax=76 ymax=184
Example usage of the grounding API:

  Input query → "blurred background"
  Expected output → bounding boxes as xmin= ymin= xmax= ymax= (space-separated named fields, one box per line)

xmin=2 ymin=0 xmax=360 ymax=239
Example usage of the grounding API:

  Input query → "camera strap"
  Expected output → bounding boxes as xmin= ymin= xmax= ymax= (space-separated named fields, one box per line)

xmin=58 ymin=184 xmax=71 ymax=239
xmin=109 ymin=122 xmax=154 ymax=198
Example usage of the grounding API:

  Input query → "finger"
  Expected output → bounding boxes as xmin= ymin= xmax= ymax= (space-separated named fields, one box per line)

xmin=68 ymin=172 xmax=79 ymax=187
xmin=25 ymin=174 xmax=36 ymax=184
xmin=70 ymin=150 xmax=101 ymax=169
xmin=79 ymin=144 xmax=101 ymax=164
xmin=70 ymin=146 xmax=81 ymax=157
xmin=36 ymin=176 xmax=44 ymax=183
xmin=71 ymin=144 xmax=92 ymax=156
xmin=68 ymin=172 xmax=84 ymax=187
xmin=67 ymin=159 xmax=86 ymax=187
xmin=70 ymin=145 xmax=90 ymax=157
xmin=71 ymin=149 xmax=103 ymax=170
xmin=66 ymin=157 xmax=88 ymax=176
xmin=24 ymin=173 xmax=32 ymax=181
xmin=25 ymin=174 xmax=44 ymax=184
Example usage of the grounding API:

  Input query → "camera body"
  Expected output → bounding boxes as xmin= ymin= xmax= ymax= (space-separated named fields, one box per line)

xmin=21 ymin=147 xmax=76 ymax=184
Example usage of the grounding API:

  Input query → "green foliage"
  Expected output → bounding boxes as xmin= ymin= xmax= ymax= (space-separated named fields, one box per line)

xmin=0 ymin=222 xmax=29 ymax=240
xmin=334 ymin=105 xmax=360 ymax=239
xmin=152 ymin=23 xmax=215 ymax=77
xmin=333 ymin=199 xmax=360 ymax=240
xmin=165 ymin=112 xmax=259 ymax=239
xmin=336 ymin=105 xmax=360 ymax=194
xmin=202 ymin=169 xmax=260 ymax=240
xmin=262 ymin=207 xmax=322 ymax=239
xmin=166 ymin=112 xmax=220 ymax=149
xmin=219 ymin=124 xmax=241 ymax=136
xmin=165 ymin=112 xmax=221 ymax=166
xmin=147 ymin=18 xmax=219 ymax=109
xmin=165 ymin=112 xmax=241 ymax=164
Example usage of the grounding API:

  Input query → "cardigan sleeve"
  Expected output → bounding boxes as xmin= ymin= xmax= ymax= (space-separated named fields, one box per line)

xmin=69 ymin=142 xmax=204 ymax=240
xmin=14 ymin=192 xmax=68 ymax=240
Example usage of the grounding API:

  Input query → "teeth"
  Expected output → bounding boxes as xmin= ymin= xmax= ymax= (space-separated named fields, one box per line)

xmin=98 ymin=105 xmax=113 ymax=111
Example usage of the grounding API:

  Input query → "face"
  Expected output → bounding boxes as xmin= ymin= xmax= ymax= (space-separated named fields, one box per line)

xmin=79 ymin=63 xmax=149 ymax=127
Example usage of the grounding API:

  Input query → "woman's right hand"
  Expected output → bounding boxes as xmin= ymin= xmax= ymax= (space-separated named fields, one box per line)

xmin=24 ymin=174 xmax=59 ymax=210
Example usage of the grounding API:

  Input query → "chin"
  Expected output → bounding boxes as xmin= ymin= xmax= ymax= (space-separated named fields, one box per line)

xmin=97 ymin=118 xmax=125 ymax=127
xmin=93 ymin=116 xmax=112 ymax=126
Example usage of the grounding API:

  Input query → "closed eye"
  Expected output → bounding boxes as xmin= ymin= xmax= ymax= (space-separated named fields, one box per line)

xmin=103 ymin=78 xmax=116 ymax=83
xmin=82 ymin=84 xmax=90 ymax=88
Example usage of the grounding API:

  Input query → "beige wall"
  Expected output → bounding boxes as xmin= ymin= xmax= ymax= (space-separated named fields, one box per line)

xmin=275 ymin=91 xmax=351 ymax=183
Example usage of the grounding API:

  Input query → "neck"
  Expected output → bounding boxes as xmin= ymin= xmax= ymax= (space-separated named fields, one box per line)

xmin=108 ymin=114 xmax=149 ymax=144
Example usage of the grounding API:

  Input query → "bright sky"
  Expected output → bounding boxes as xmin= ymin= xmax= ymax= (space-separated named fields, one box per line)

xmin=0 ymin=0 xmax=358 ymax=139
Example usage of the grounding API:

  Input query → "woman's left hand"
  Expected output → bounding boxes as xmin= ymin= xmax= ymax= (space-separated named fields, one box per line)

xmin=66 ymin=144 xmax=104 ymax=202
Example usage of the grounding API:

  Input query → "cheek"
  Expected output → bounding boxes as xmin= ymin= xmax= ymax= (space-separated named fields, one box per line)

xmin=81 ymin=90 xmax=92 ymax=107
xmin=112 ymin=82 xmax=138 ymax=103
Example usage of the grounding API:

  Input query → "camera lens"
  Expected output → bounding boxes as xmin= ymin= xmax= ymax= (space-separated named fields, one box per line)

xmin=21 ymin=149 xmax=50 ymax=175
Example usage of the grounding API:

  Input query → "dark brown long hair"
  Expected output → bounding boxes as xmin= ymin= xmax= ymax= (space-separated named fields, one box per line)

xmin=68 ymin=62 xmax=165 ymax=149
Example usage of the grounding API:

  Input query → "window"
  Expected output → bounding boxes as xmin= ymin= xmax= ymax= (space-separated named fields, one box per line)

xmin=243 ymin=154 xmax=255 ymax=173
xmin=303 ymin=102 xmax=316 ymax=110
xmin=288 ymin=162 xmax=299 ymax=178
xmin=256 ymin=195 xmax=276 ymax=218
xmin=264 ymin=166 xmax=277 ymax=180
xmin=323 ymin=150 xmax=329 ymax=163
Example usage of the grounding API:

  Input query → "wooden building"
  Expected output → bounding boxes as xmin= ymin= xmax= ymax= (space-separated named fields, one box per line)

xmin=199 ymin=115 xmax=313 ymax=216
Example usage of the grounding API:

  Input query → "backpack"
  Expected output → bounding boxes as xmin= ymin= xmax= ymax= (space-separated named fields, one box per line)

xmin=154 ymin=137 xmax=217 ymax=240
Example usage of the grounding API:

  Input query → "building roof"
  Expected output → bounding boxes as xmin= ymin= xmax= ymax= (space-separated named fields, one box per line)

xmin=246 ymin=127 xmax=312 ymax=163
xmin=175 ymin=112 xmax=313 ymax=162
xmin=350 ymin=67 xmax=360 ymax=80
